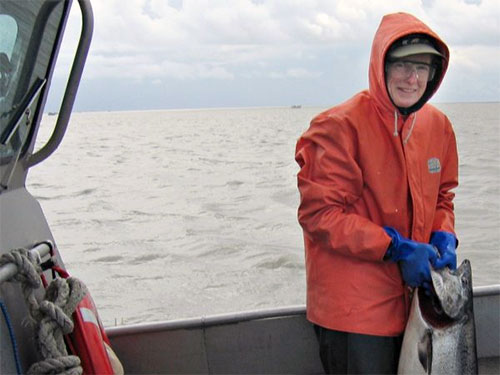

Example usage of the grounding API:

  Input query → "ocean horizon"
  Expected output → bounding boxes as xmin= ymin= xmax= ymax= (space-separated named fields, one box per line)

xmin=46 ymin=100 xmax=500 ymax=115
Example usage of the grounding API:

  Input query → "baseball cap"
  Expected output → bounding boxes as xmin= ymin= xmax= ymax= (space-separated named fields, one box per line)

xmin=389 ymin=35 xmax=443 ymax=58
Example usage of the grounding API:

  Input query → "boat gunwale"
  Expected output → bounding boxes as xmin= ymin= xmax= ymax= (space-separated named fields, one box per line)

xmin=106 ymin=305 xmax=306 ymax=336
xmin=106 ymin=284 xmax=500 ymax=337
xmin=473 ymin=284 xmax=500 ymax=297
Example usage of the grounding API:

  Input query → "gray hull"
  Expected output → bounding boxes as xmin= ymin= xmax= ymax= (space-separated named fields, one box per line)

xmin=106 ymin=285 xmax=499 ymax=374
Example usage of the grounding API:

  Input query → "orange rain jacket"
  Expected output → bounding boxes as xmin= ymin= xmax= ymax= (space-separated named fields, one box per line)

xmin=295 ymin=13 xmax=458 ymax=336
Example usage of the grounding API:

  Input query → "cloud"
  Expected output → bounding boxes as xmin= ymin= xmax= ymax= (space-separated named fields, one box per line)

xmin=77 ymin=0 xmax=377 ymax=82
xmin=424 ymin=0 xmax=499 ymax=46
xmin=267 ymin=67 xmax=322 ymax=79
xmin=50 ymin=0 xmax=499 ymax=110
xmin=451 ymin=44 xmax=500 ymax=71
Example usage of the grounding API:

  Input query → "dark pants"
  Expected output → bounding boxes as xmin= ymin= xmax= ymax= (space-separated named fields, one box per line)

xmin=314 ymin=325 xmax=403 ymax=374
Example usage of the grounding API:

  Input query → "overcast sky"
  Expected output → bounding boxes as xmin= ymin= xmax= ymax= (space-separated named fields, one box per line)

xmin=46 ymin=0 xmax=500 ymax=112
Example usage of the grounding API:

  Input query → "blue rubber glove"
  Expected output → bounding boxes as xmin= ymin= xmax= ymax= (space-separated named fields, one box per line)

xmin=430 ymin=231 xmax=457 ymax=270
xmin=384 ymin=227 xmax=438 ymax=288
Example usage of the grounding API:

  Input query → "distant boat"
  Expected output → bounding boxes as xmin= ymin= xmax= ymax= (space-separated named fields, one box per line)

xmin=48 ymin=111 xmax=57 ymax=116
xmin=291 ymin=105 xmax=302 ymax=109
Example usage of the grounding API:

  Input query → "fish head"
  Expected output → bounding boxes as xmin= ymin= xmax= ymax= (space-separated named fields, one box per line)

xmin=430 ymin=259 xmax=472 ymax=320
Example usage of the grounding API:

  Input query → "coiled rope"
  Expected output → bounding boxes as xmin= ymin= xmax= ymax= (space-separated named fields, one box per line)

xmin=0 ymin=248 xmax=86 ymax=375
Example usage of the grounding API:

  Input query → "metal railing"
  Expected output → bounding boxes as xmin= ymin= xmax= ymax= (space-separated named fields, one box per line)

xmin=0 ymin=242 xmax=51 ymax=284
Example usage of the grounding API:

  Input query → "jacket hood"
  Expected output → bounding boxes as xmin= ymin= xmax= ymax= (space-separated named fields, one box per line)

xmin=369 ymin=13 xmax=450 ymax=115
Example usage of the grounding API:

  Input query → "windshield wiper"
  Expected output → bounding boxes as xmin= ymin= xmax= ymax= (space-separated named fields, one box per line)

xmin=0 ymin=77 xmax=46 ymax=145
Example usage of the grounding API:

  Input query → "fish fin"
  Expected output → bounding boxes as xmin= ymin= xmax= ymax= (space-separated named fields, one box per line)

xmin=417 ymin=329 xmax=433 ymax=374
xmin=456 ymin=259 xmax=472 ymax=286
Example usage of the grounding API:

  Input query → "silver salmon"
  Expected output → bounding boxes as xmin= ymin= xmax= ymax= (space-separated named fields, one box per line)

xmin=398 ymin=259 xmax=478 ymax=374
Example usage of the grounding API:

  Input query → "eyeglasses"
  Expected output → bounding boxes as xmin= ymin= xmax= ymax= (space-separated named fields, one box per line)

xmin=387 ymin=60 xmax=436 ymax=82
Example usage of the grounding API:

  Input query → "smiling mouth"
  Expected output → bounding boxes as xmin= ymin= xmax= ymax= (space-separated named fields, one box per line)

xmin=398 ymin=87 xmax=417 ymax=94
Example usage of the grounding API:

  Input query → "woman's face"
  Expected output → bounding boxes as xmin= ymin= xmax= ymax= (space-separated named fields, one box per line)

xmin=386 ymin=54 xmax=433 ymax=108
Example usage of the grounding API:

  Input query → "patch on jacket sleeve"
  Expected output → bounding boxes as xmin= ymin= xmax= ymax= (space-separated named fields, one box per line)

xmin=427 ymin=157 xmax=441 ymax=173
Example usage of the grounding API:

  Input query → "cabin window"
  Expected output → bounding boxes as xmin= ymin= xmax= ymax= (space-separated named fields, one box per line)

xmin=0 ymin=1 xmax=65 ymax=164
xmin=0 ymin=15 xmax=16 ymax=98
xmin=0 ymin=13 xmax=19 ymax=161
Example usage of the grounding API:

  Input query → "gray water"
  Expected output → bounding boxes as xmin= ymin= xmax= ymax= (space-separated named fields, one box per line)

xmin=27 ymin=103 xmax=500 ymax=327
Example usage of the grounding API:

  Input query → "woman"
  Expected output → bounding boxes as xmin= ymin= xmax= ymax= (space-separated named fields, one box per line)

xmin=295 ymin=12 xmax=458 ymax=374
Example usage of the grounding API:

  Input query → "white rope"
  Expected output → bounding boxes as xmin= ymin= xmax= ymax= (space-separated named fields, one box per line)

xmin=403 ymin=112 xmax=417 ymax=145
xmin=393 ymin=110 xmax=399 ymax=136
xmin=393 ymin=110 xmax=417 ymax=144
xmin=0 ymin=249 xmax=85 ymax=375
